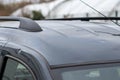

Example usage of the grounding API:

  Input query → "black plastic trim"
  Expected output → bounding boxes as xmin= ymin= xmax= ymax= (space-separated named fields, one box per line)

xmin=0 ymin=16 xmax=42 ymax=32
xmin=46 ymin=17 xmax=120 ymax=21
xmin=51 ymin=60 xmax=120 ymax=69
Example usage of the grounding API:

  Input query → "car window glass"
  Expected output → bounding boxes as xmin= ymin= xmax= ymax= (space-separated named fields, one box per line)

xmin=2 ymin=58 xmax=34 ymax=80
xmin=53 ymin=64 xmax=120 ymax=80
xmin=62 ymin=66 xmax=120 ymax=80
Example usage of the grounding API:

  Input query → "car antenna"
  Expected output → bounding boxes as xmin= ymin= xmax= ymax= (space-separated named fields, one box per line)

xmin=79 ymin=0 xmax=120 ymax=26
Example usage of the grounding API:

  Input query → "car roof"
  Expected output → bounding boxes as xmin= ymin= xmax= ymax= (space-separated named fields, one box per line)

xmin=1 ymin=20 xmax=120 ymax=67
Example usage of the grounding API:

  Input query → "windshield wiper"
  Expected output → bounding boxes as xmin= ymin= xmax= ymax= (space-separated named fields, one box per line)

xmin=79 ymin=0 xmax=120 ymax=26
xmin=46 ymin=17 xmax=120 ymax=21
xmin=45 ymin=0 xmax=120 ymax=27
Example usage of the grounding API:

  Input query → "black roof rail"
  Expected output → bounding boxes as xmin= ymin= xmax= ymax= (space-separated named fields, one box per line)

xmin=0 ymin=16 xmax=42 ymax=32
xmin=46 ymin=17 xmax=120 ymax=21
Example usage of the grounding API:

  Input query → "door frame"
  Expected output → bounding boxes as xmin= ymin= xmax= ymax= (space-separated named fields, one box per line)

xmin=0 ymin=50 xmax=37 ymax=80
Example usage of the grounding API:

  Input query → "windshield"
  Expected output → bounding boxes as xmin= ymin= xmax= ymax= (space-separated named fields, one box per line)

xmin=52 ymin=63 xmax=120 ymax=80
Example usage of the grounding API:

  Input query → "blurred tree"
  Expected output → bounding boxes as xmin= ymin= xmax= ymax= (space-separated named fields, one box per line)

xmin=0 ymin=1 xmax=31 ymax=16
xmin=0 ymin=0 xmax=55 ymax=16
xmin=32 ymin=11 xmax=45 ymax=20
xmin=40 ymin=0 xmax=55 ymax=3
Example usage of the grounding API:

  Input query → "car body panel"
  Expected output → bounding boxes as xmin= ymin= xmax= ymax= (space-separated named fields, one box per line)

xmin=0 ymin=21 xmax=120 ymax=67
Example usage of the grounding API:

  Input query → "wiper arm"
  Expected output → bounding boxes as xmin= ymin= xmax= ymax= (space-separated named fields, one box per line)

xmin=79 ymin=0 xmax=120 ymax=27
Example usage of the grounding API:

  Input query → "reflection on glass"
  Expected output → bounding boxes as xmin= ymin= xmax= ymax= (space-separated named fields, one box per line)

xmin=3 ymin=59 xmax=34 ymax=80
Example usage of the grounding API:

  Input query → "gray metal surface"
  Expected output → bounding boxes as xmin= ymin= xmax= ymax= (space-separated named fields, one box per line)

xmin=0 ymin=20 xmax=120 ymax=67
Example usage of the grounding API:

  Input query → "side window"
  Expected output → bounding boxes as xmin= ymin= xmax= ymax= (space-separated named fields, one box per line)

xmin=2 ymin=58 xmax=35 ymax=80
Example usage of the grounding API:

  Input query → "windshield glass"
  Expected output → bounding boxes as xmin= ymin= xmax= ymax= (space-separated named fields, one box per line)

xmin=52 ymin=63 xmax=120 ymax=80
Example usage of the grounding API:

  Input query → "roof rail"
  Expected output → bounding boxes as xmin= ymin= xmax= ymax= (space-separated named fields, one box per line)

xmin=46 ymin=17 xmax=120 ymax=21
xmin=0 ymin=16 xmax=42 ymax=32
